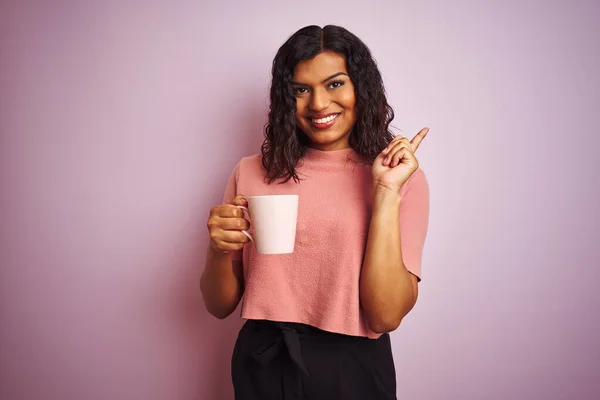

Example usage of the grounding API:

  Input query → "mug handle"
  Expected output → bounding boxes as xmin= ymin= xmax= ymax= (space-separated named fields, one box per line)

xmin=236 ymin=206 xmax=253 ymax=242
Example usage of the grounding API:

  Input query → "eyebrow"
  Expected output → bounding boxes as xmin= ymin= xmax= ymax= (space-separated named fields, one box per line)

xmin=290 ymin=72 xmax=348 ymax=86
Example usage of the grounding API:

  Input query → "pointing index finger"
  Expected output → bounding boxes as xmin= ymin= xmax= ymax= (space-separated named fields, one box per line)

xmin=410 ymin=127 xmax=429 ymax=152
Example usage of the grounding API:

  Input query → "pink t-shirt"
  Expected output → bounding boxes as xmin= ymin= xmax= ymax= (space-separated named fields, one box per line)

xmin=222 ymin=147 xmax=429 ymax=339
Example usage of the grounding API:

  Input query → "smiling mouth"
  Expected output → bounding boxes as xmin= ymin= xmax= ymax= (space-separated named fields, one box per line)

xmin=310 ymin=113 xmax=341 ymax=129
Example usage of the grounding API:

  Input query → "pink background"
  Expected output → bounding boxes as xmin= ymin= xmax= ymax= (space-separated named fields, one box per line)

xmin=1 ymin=1 xmax=599 ymax=399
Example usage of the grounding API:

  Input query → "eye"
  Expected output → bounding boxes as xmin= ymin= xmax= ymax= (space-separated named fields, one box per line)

xmin=328 ymin=80 xmax=345 ymax=89
xmin=293 ymin=87 xmax=309 ymax=95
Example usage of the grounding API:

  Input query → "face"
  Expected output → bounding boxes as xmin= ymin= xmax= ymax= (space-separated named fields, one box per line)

xmin=292 ymin=51 xmax=357 ymax=151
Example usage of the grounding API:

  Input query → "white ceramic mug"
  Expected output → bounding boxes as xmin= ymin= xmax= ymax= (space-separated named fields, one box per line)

xmin=237 ymin=195 xmax=299 ymax=255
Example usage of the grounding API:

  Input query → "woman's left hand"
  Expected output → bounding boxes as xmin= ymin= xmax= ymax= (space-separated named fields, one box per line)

xmin=372 ymin=127 xmax=429 ymax=191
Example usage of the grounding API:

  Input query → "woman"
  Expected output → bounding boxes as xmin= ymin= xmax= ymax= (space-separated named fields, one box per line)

xmin=201 ymin=25 xmax=429 ymax=400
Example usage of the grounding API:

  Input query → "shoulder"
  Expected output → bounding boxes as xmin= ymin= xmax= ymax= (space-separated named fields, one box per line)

xmin=228 ymin=153 xmax=262 ymax=173
xmin=236 ymin=154 xmax=264 ymax=176
xmin=231 ymin=154 xmax=266 ymax=184
xmin=226 ymin=154 xmax=262 ymax=182
xmin=400 ymin=168 xmax=429 ymax=198
xmin=238 ymin=153 xmax=262 ymax=168
xmin=405 ymin=167 xmax=428 ymax=188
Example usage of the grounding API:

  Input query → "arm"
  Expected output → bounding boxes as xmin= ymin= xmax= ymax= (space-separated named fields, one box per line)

xmin=200 ymin=194 xmax=250 ymax=319
xmin=361 ymin=129 xmax=430 ymax=333
xmin=360 ymin=187 xmax=419 ymax=333
xmin=200 ymin=252 xmax=244 ymax=319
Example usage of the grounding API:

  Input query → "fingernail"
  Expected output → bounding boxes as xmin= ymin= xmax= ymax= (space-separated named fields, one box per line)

xmin=382 ymin=147 xmax=389 ymax=155
xmin=384 ymin=157 xmax=389 ymax=164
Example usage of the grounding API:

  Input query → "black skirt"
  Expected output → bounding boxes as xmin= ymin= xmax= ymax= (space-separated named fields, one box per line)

xmin=231 ymin=320 xmax=397 ymax=400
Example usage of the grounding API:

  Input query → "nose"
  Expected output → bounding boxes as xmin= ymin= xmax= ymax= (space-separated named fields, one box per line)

xmin=309 ymin=88 xmax=330 ymax=112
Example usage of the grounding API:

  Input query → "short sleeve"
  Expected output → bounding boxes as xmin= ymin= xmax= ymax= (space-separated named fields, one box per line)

xmin=222 ymin=162 xmax=243 ymax=262
xmin=399 ymin=168 xmax=430 ymax=280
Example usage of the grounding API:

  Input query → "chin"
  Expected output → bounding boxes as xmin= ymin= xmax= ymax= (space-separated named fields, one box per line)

xmin=306 ymin=133 xmax=350 ymax=149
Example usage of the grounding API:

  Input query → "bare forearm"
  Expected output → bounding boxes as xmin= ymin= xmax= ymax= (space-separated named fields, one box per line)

xmin=360 ymin=188 xmax=417 ymax=333
xmin=200 ymin=245 xmax=244 ymax=319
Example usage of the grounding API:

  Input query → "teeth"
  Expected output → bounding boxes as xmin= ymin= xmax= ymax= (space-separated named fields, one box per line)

xmin=313 ymin=114 xmax=338 ymax=124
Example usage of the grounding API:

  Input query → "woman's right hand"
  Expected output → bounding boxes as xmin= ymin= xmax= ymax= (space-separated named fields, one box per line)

xmin=207 ymin=194 xmax=251 ymax=253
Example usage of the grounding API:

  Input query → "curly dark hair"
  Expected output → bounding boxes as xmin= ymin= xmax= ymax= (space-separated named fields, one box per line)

xmin=261 ymin=25 xmax=395 ymax=183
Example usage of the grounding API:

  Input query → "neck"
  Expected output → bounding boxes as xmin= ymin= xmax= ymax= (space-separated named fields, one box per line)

xmin=301 ymin=146 xmax=364 ymax=170
xmin=306 ymin=143 xmax=351 ymax=152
